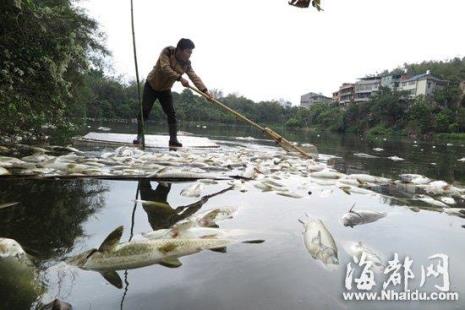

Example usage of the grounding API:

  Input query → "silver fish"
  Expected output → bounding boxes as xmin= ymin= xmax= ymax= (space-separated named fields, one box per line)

xmin=180 ymin=182 xmax=204 ymax=197
xmin=342 ymin=204 xmax=386 ymax=227
xmin=67 ymin=226 xmax=261 ymax=288
xmin=299 ymin=216 xmax=339 ymax=267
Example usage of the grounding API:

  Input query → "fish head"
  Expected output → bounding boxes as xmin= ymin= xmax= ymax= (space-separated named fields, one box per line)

xmin=298 ymin=213 xmax=315 ymax=228
xmin=341 ymin=213 xmax=357 ymax=227
xmin=0 ymin=238 xmax=26 ymax=258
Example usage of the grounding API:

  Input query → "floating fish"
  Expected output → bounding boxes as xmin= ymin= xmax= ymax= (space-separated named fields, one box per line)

xmin=310 ymin=170 xmax=343 ymax=179
xmin=180 ymin=182 xmax=204 ymax=197
xmin=443 ymin=208 xmax=465 ymax=217
xmin=0 ymin=237 xmax=28 ymax=259
xmin=276 ymin=190 xmax=303 ymax=199
xmin=439 ymin=197 xmax=456 ymax=205
xmin=399 ymin=174 xmax=431 ymax=185
xmin=299 ymin=216 xmax=338 ymax=267
xmin=415 ymin=195 xmax=449 ymax=208
xmin=342 ymin=241 xmax=384 ymax=272
xmin=194 ymin=207 xmax=238 ymax=227
xmin=346 ymin=174 xmax=391 ymax=184
xmin=388 ymin=156 xmax=405 ymax=161
xmin=0 ymin=167 xmax=10 ymax=176
xmin=66 ymin=226 xmax=262 ymax=288
xmin=353 ymin=153 xmax=378 ymax=159
xmin=341 ymin=204 xmax=386 ymax=227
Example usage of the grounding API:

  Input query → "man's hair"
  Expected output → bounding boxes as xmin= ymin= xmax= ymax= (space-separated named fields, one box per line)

xmin=177 ymin=38 xmax=195 ymax=50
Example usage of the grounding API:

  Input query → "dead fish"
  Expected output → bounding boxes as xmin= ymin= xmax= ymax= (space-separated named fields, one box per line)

xmin=372 ymin=148 xmax=384 ymax=152
xmin=342 ymin=204 xmax=386 ymax=227
xmin=254 ymin=182 xmax=273 ymax=192
xmin=194 ymin=207 xmax=238 ymax=227
xmin=353 ymin=153 xmax=379 ymax=159
xmin=298 ymin=216 xmax=338 ymax=267
xmin=439 ymin=197 xmax=456 ymax=205
xmin=0 ymin=156 xmax=28 ymax=168
xmin=276 ymin=190 xmax=303 ymax=199
xmin=443 ymin=208 xmax=465 ymax=217
xmin=346 ymin=174 xmax=391 ymax=184
xmin=0 ymin=166 xmax=10 ymax=176
xmin=0 ymin=237 xmax=28 ymax=259
xmin=180 ymin=182 xmax=204 ymax=197
xmin=342 ymin=241 xmax=384 ymax=272
xmin=399 ymin=174 xmax=431 ymax=185
xmin=310 ymin=170 xmax=343 ymax=179
xmin=416 ymin=195 xmax=449 ymax=208
xmin=21 ymin=154 xmax=55 ymax=163
xmin=242 ymin=165 xmax=258 ymax=179
xmin=66 ymin=226 xmax=240 ymax=280
xmin=388 ymin=156 xmax=404 ymax=161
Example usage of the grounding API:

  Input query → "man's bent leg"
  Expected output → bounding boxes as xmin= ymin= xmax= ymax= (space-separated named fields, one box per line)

xmin=134 ymin=82 xmax=157 ymax=144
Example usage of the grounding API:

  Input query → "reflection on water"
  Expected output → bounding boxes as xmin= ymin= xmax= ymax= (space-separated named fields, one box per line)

xmin=1 ymin=124 xmax=465 ymax=310
xmin=140 ymin=180 xmax=201 ymax=230
xmin=0 ymin=179 xmax=106 ymax=309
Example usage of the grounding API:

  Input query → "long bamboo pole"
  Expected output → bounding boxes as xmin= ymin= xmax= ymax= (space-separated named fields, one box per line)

xmin=187 ymin=86 xmax=314 ymax=159
xmin=130 ymin=0 xmax=145 ymax=149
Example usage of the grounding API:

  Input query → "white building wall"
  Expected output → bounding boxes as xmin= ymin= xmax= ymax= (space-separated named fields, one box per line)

xmin=416 ymin=79 xmax=427 ymax=96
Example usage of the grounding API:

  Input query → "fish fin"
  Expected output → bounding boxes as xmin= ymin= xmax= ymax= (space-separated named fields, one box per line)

xmin=242 ymin=239 xmax=265 ymax=244
xmin=98 ymin=226 xmax=123 ymax=253
xmin=348 ymin=203 xmax=356 ymax=213
xmin=159 ymin=257 xmax=182 ymax=268
xmin=339 ymin=187 xmax=351 ymax=195
xmin=158 ymin=242 xmax=179 ymax=254
xmin=210 ymin=247 xmax=227 ymax=253
xmin=100 ymin=271 xmax=122 ymax=289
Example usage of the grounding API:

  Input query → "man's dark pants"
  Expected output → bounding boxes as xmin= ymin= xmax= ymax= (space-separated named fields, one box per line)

xmin=137 ymin=81 xmax=176 ymax=137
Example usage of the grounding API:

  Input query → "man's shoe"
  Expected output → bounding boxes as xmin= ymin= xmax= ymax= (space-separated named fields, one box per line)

xmin=168 ymin=140 xmax=183 ymax=147
xmin=133 ymin=135 xmax=142 ymax=145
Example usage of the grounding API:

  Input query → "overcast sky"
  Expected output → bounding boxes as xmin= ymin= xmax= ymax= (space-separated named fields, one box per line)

xmin=78 ymin=0 xmax=465 ymax=105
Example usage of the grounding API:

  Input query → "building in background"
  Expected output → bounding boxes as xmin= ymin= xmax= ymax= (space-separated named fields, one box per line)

xmin=338 ymin=83 xmax=355 ymax=105
xmin=354 ymin=76 xmax=381 ymax=103
xmin=397 ymin=71 xmax=448 ymax=99
xmin=380 ymin=73 xmax=404 ymax=90
xmin=300 ymin=92 xmax=332 ymax=108
xmin=332 ymin=90 xmax=340 ymax=103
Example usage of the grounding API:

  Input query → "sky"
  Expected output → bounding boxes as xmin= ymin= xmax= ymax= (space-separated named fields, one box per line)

xmin=78 ymin=0 xmax=465 ymax=105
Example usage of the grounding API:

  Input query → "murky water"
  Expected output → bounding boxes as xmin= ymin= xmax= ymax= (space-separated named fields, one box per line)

xmin=1 ymin=123 xmax=465 ymax=310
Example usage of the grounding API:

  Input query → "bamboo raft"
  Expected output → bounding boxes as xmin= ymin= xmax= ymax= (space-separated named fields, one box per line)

xmin=72 ymin=132 xmax=219 ymax=149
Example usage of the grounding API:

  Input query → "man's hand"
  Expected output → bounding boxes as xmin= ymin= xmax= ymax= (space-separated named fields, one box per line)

xmin=203 ymin=90 xmax=214 ymax=102
xmin=180 ymin=77 xmax=190 ymax=87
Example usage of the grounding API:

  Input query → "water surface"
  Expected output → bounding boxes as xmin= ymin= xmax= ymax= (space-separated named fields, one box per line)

xmin=1 ymin=123 xmax=465 ymax=310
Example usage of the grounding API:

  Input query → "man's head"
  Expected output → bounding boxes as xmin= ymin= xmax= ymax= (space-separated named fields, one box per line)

xmin=176 ymin=38 xmax=195 ymax=62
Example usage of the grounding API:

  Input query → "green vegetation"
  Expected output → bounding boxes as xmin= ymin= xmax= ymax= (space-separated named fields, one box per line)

xmin=0 ymin=0 xmax=107 ymax=139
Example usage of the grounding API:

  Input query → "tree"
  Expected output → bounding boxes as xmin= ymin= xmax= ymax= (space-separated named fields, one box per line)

xmin=0 ymin=0 xmax=107 ymax=138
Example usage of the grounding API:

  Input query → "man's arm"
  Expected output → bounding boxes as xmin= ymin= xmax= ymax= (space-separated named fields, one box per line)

xmin=159 ymin=48 xmax=182 ymax=81
xmin=185 ymin=64 xmax=207 ymax=93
